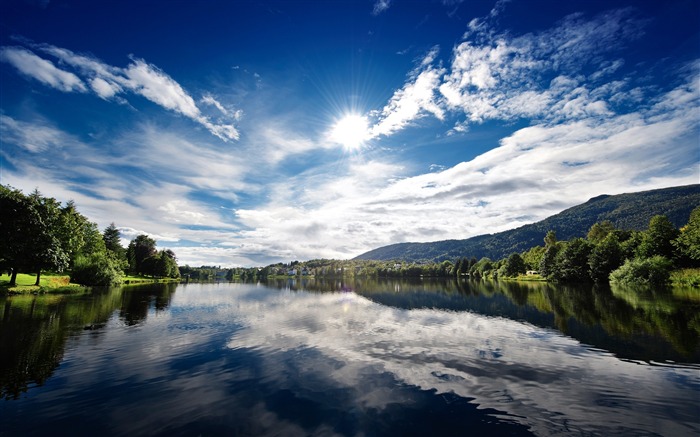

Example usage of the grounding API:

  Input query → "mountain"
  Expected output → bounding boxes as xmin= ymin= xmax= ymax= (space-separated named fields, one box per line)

xmin=354 ymin=184 xmax=700 ymax=263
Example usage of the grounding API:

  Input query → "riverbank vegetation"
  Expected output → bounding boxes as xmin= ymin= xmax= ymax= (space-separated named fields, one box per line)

xmin=1 ymin=185 xmax=180 ymax=291
xmin=231 ymin=206 xmax=700 ymax=290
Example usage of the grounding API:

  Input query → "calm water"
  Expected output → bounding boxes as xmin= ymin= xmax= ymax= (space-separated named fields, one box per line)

xmin=1 ymin=279 xmax=699 ymax=436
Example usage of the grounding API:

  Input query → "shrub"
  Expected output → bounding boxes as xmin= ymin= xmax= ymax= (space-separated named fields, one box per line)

xmin=70 ymin=253 xmax=123 ymax=286
xmin=609 ymin=256 xmax=672 ymax=287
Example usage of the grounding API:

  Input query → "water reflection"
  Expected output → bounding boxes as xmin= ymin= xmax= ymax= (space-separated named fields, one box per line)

xmin=228 ymin=285 xmax=699 ymax=436
xmin=0 ymin=283 xmax=175 ymax=399
xmin=0 ymin=280 xmax=698 ymax=436
xmin=267 ymin=277 xmax=700 ymax=363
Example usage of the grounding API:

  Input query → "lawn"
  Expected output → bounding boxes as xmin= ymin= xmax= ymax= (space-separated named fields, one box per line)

xmin=0 ymin=272 xmax=83 ymax=294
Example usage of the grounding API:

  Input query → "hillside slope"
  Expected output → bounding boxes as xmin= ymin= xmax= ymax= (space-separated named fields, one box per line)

xmin=354 ymin=184 xmax=700 ymax=262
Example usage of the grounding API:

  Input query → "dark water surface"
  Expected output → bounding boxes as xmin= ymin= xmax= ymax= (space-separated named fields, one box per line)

xmin=1 ymin=279 xmax=699 ymax=436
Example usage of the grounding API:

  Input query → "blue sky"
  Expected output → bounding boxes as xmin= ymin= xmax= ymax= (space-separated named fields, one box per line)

xmin=1 ymin=0 xmax=698 ymax=267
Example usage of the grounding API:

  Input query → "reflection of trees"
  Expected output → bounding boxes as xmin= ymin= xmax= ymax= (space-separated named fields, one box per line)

xmin=0 ymin=289 xmax=122 ymax=400
xmin=0 ymin=283 xmax=178 ymax=400
xmin=119 ymin=283 xmax=177 ymax=326
xmin=262 ymin=277 xmax=700 ymax=361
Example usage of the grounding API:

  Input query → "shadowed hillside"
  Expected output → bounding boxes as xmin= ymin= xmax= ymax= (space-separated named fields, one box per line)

xmin=355 ymin=185 xmax=700 ymax=262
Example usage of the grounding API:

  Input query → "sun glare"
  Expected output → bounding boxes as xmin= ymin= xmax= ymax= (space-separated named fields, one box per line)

xmin=330 ymin=114 xmax=370 ymax=150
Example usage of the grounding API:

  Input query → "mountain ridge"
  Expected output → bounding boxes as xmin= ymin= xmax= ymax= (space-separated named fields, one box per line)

xmin=354 ymin=184 xmax=700 ymax=262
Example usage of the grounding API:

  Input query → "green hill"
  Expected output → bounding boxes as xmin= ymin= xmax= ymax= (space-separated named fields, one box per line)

xmin=354 ymin=184 xmax=700 ymax=262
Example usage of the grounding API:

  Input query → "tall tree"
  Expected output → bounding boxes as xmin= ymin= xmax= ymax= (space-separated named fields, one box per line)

xmin=587 ymin=220 xmax=616 ymax=244
xmin=636 ymin=215 xmax=679 ymax=260
xmin=588 ymin=233 xmax=623 ymax=283
xmin=550 ymin=238 xmax=593 ymax=283
xmin=26 ymin=190 xmax=70 ymax=285
xmin=126 ymin=235 xmax=157 ymax=275
xmin=502 ymin=253 xmax=526 ymax=277
xmin=540 ymin=230 xmax=560 ymax=278
xmin=674 ymin=206 xmax=700 ymax=265
xmin=0 ymin=185 xmax=36 ymax=286
xmin=103 ymin=223 xmax=123 ymax=253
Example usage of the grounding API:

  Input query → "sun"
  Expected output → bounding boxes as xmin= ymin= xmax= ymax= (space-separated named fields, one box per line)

xmin=330 ymin=114 xmax=370 ymax=150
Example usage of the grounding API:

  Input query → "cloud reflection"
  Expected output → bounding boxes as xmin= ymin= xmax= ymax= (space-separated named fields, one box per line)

xmin=227 ymin=289 xmax=699 ymax=436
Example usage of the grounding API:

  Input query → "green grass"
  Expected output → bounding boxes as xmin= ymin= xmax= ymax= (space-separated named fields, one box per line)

xmin=122 ymin=274 xmax=180 ymax=285
xmin=0 ymin=272 xmax=84 ymax=294
xmin=506 ymin=274 xmax=547 ymax=282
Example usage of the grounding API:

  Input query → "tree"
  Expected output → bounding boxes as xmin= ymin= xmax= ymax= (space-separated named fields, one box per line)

xmin=544 ymin=230 xmax=557 ymax=248
xmin=470 ymin=257 xmax=493 ymax=279
xmin=674 ymin=206 xmax=700 ymax=265
xmin=550 ymin=238 xmax=593 ymax=283
xmin=26 ymin=190 xmax=70 ymax=285
xmin=587 ymin=220 xmax=615 ymax=244
xmin=588 ymin=233 xmax=623 ymax=283
xmin=521 ymin=245 xmax=545 ymax=271
xmin=502 ymin=253 xmax=526 ymax=277
xmin=0 ymin=185 xmax=35 ymax=285
xmin=636 ymin=215 xmax=679 ymax=260
xmin=539 ymin=244 xmax=560 ymax=278
xmin=103 ymin=223 xmax=124 ymax=254
xmin=126 ymin=235 xmax=157 ymax=275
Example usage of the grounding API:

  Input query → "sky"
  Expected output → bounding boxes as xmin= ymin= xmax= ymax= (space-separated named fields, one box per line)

xmin=1 ymin=0 xmax=698 ymax=267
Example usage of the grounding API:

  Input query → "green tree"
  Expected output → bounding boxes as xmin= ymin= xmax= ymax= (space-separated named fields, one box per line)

xmin=539 ymin=230 xmax=560 ymax=278
xmin=103 ymin=223 xmax=124 ymax=254
xmin=0 ymin=185 xmax=35 ymax=285
xmin=126 ymin=235 xmax=157 ymax=275
xmin=502 ymin=253 xmax=526 ymax=277
xmin=587 ymin=220 xmax=616 ymax=244
xmin=454 ymin=258 xmax=464 ymax=277
xmin=544 ymin=230 xmax=557 ymax=248
xmin=674 ymin=206 xmax=700 ymax=265
xmin=550 ymin=238 xmax=593 ymax=283
xmin=636 ymin=215 xmax=679 ymax=260
xmin=470 ymin=257 xmax=493 ymax=279
xmin=588 ymin=233 xmax=623 ymax=283
xmin=26 ymin=190 xmax=70 ymax=285
xmin=521 ymin=245 xmax=545 ymax=271
xmin=620 ymin=230 xmax=643 ymax=260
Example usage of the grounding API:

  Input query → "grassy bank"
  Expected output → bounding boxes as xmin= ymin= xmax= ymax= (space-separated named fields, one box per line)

xmin=122 ymin=274 xmax=180 ymax=285
xmin=0 ymin=272 xmax=84 ymax=295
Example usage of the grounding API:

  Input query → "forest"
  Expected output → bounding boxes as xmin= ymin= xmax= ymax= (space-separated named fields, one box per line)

xmin=0 ymin=185 xmax=179 ymax=287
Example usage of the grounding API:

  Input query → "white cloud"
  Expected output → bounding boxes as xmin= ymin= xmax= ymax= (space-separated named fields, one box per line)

xmin=2 ymin=43 xmax=240 ymax=142
xmin=123 ymin=59 xmax=200 ymax=118
xmin=370 ymin=50 xmax=446 ymax=138
xmin=371 ymin=7 xmax=648 ymax=136
xmin=0 ymin=114 xmax=83 ymax=153
xmin=89 ymin=76 xmax=120 ymax=98
xmin=372 ymin=0 xmax=391 ymax=16
xmin=0 ymin=46 xmax=86 ymax=92
xmin=227 ymin=70 xmax=699 ymax=263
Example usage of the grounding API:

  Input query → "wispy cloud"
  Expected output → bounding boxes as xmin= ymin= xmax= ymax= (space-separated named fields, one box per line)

xmin=372 ymin=0 xmax=391 ymax=16
xmin=0 ymin=43 xmax=241 ymax=141
xmin=0 ymin=46 xmax=86 ymax=92
xmin=370 ymin=47 xmax=445 ymax=138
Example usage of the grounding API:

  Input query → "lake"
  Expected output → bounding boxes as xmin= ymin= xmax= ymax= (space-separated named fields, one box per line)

xmin=1 ymin=279 xmax=699 ymax=436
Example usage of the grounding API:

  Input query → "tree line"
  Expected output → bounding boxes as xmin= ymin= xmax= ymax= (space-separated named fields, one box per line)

xmin=0 ymin=185 xmax=179 ymax=286
xmin=250 ymin=207 xmax=700 ymax=288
